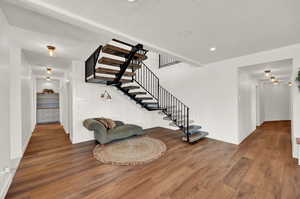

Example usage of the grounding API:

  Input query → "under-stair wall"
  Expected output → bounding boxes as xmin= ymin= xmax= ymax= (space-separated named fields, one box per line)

xmin=153 ymin=61 xmax=240 ymax=144
xmin=69 ymin=59 xmax=172 ymax=144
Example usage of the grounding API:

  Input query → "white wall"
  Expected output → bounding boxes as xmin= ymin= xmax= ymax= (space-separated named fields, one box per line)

xmin=60 ymin=79 xmax=70 ymax=133
xmin=0 ymin=10 xmax=11 ymax=197
xmin=0 ymin=8 xmax=34 ymax=199
xmin=9 ymin=46 xmax=23 ymax=160
xmin=156 ymin=62 xmax=240 ymax=144
xmin=152 ymin=44 xmax=300 ymax=153
xmin=263 ymin=83 xmax=291 ymax=121
xmin=238 ymin=71 xmax=257 ymax=143
xmin=69 ymin=60 xmax=170 ymax=144
xmin=257 ymin=83 xmax=265 ymax=125
xmin=69 ymin=44 xmax=300 ymax=151
xmin=36 ymin=79 xmax=60 ymax=93
xmin=21 ymin=53 xmax=34 ymax=152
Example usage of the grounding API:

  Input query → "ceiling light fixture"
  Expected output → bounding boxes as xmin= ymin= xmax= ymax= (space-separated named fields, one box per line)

xmin=128 ymin=0 xmax=136 ymax=2
xmin=46 ymin=67 xmax=52 ymax=74
xmin=270 ymin=76 xmax=276 ymax=82
xmin=46 ymin=76 xmax=51 ymax=81
xmin=264 ymin=70 xmax=271 ymax=77
xmin=273 ymin=80 xmax=279 ymax=85
xmin=47 ymin=45 xmax=56 ymax=56
xmin=288 ymin=82 xmax=292 ymax=87
xmin=209 ymin=47 xmax=216 ymax=52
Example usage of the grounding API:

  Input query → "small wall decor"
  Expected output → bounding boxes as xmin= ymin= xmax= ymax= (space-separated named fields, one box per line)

xmin=100 ymin=90 xmax=112 ymax=101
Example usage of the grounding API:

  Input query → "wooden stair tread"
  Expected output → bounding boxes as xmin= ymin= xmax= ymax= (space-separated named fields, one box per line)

xmin=148 ymin=107 xmax=166 ymax=111
xmin=143 ymin=102 xmax=158 ymax=105
xmin=176 ymin=119 xmax=194 ymax=123
xmin=129 ymin=92 xmax=147 ymax=96
xmin=169 ymin=120 xmax=194 ymax=127
xmin=98 ymin=57 xmax=141 ymax=69
xmin=96 ymin=68 xmax=135 ymax=77
xmin=95 ymin=76 xmax=131 ymax=83
xmin=102 ymin=44 xmax=147 ymax=60
xmin=182 ymin=125 xmax=202 ymax=131
xmin=135 ymin=97 xmax=153 ymax=101
xmin=122 ymin=86 xmax=140 ymax=90
xmin=182 ymin=131 xmax=208 ymax=142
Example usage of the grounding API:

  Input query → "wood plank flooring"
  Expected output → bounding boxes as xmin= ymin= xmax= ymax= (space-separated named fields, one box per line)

xmin=6 ymin=121 xmax=300 ymax=199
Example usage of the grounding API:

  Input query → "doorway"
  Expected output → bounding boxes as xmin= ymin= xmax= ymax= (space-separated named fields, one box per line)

xmin=238 ymin=59 xmax=293 ymax=143
xmin=36 ymin=79 xmax=60 ymax=124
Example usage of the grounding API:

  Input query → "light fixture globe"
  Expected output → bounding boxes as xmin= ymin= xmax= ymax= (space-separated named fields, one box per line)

xmin=47 ymin=45 xmax=56 ymax=56
xmin=209 ymin=47 xmax=216 ymax=52
xmin=270 ymin=76 xmax=276 ymax=82
xmin=46 ymin=67 xmax=52 ymax=74
xmin=264 ymin=70 xmax=271 ymax=77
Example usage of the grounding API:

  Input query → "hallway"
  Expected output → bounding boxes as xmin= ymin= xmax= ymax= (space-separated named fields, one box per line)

xmin=6 ymin=121 xmax=300 ymax=199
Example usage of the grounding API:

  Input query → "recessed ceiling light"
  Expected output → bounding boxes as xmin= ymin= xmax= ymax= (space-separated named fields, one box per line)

xmin=273 ymin=80 xmax=279 ymax=85
xmin=47 ymin=45 xmax=56 ymax=56
xmin=288 ymin=82 xmax=292 ymax=86
xmin=128 ymin=0 xmax=136 ymax=2
xmin=209 ymin=47 xmax=216 ymax=52
xmin=46 ymin=76 xmax=51 ymax=81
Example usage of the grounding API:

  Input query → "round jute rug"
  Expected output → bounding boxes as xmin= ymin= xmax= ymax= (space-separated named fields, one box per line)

xmin=93 ymin=136 xmax=167 ymax=166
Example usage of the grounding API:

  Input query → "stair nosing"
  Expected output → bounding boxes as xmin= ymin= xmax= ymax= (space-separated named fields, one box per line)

xmin=129 ymin=92 xmax=147 ymax=96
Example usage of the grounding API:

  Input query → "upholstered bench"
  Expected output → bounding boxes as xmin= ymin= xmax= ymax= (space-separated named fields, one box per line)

xmin=83 ymin=118 xmax=144 ymax=144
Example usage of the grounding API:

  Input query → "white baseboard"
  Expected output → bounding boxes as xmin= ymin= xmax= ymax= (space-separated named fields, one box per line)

xmin=0 ymin=135 xmax=28 ymax=199
xmin=0 ymin=172 xmax=14 ymax=199
xmin=0 ymin=158 xmax=20 ymax=199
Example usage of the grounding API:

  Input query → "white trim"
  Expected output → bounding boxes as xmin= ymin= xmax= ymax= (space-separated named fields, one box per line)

xmin=0 ymin=158 xmax=21 ymax=199
xmin=0 ymin=173 xmax=14 ymax=199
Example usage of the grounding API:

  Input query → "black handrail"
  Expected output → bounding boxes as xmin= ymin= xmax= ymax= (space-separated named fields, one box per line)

xmin=134 ymin=60 xmax=190 ymax=142
xmin=85 ymin=45 xmax=102 ymax=82
xmin=85 ymin=42 xmax=191 ymax=142
xmin=133 ymin=61 xmax=160 ymax=100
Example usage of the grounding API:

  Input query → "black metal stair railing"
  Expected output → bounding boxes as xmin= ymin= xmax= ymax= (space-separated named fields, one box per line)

xmin=158 ymin=86 xmax=190 ymax=142
xmin=134 ymin=61 xmax=190 ymax=142
xmin=85 ymin=45 xmax=102 ymax=82
xmin=85 ymin=42 xmax=191 ymax=142
xmin=133 ymin=62 xmax=159 ymax=101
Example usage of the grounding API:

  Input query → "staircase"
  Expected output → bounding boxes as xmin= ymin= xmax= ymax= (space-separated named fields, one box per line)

xmin=85 ymin=39 xmax=208 ymax=143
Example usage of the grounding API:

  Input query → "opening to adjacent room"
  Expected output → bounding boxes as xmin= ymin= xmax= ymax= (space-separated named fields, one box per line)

xmin=36 ymin=78 xmax=60 ymax=124
xmin=238 ymin=59 xmax=293 ymax=144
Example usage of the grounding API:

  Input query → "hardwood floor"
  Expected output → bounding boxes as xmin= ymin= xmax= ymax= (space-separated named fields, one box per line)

xmin=6 ymin=121 xmax=300 ymax=199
